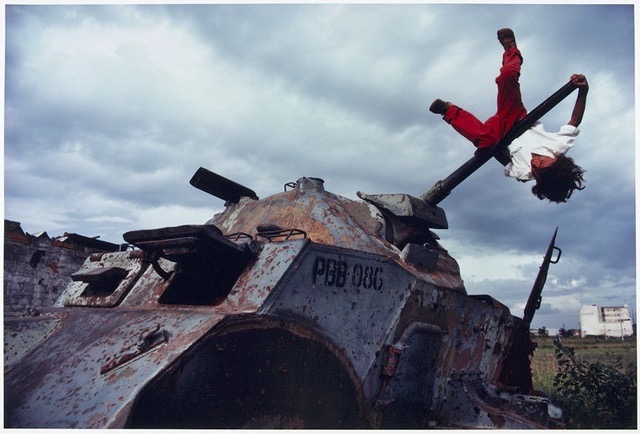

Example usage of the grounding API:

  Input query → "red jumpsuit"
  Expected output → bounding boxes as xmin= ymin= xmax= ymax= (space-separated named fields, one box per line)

xmin=443 ymin=47 xmax=528 ymax=150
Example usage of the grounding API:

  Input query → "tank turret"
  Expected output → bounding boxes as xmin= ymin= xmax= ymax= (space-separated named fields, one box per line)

xmin=422 ymin=80 xmax=578 ymax=206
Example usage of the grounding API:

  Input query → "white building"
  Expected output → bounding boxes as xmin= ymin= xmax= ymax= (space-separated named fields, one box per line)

xmin=579 ymin=304 xmax=634 ymax=338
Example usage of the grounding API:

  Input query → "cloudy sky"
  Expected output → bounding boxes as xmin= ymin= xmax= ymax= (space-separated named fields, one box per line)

xmin=3 ymin=3 xmax=636 ymax=329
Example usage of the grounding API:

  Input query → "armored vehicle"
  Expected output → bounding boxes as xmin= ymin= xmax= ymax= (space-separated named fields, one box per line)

xmin=6 ymin=167 xmax=563 ymax=429
xmin=5 ymin=81 xmax=577 ymax=429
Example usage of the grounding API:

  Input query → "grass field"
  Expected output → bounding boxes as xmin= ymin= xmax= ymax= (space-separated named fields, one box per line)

xmin=530 ymin=335 xmax=637 ymax=428
xmin=530 ymin=335 xmax=637 ymax=396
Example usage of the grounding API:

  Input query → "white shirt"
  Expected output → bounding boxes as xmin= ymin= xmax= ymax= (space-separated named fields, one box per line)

xmin=505 ymin=121 xmax=579 ymax=181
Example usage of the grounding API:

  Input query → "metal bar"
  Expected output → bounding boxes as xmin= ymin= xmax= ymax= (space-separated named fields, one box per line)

xmin=421 ymin=81 xmax=577 ymax=206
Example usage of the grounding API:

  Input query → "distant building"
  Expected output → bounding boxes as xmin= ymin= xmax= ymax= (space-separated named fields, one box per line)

xmin=579 ymin=304 xmax=634 ymax=338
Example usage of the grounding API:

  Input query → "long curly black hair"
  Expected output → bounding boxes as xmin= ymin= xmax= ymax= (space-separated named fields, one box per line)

xmin=531 ymin=154 xmax=585 ymax=203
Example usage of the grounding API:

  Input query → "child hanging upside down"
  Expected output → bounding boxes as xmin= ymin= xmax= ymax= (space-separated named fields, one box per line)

xmin=429 ymin=28 xmax=588 ymax=203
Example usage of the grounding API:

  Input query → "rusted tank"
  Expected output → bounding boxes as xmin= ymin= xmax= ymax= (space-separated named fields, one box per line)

xmin=5 ymin=167 xmax=562 ymax=429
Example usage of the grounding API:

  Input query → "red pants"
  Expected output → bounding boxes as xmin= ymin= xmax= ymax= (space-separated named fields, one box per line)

xmin=443 ymin=47 xmax=528 ymax=149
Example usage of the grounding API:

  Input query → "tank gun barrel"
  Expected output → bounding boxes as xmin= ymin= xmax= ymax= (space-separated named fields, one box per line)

xmin=421 ymin=81 xmax=578 ymax=206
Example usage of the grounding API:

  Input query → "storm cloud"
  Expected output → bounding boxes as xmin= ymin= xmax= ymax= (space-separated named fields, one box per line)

xmin=4 ymin=4 xmax=635 ymax=329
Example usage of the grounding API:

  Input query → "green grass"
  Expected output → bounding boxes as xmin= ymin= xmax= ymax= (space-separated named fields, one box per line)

xmin=531 ymin=336 xmax=637 ymax=396
xmin=530 ymin=335 xmax=637 ymax=428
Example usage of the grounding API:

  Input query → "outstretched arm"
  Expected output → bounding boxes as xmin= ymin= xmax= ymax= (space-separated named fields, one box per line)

xmin=568 ymin=74 xmax=589 ymax=127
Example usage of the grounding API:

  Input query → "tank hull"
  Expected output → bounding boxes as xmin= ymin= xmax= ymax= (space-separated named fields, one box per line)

xmin=5 ymin=173 xmax=559 ymax=428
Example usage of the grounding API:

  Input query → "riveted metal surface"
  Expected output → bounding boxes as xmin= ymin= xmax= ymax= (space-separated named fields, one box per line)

xmin=5 ymin=308 xmax=226 ymax=428
xmin=4 ymin=315 xmax=62 ymax=367
xmin=223 ymin=239 xmax=308 ymax=313
xmin=262 ymin=242 xmax=417 ymax=380
xmin=5 ymin=238 xmax=308 ymax=428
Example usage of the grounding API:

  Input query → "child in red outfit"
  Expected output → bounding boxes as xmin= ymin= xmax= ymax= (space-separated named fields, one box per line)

xmin=430 ymin=29 xmax=526 ymax=151
xmin=443 ymin=46 xmax=527 ymax=151
xmin=429 ymin=29 xmax=587 ymax=203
